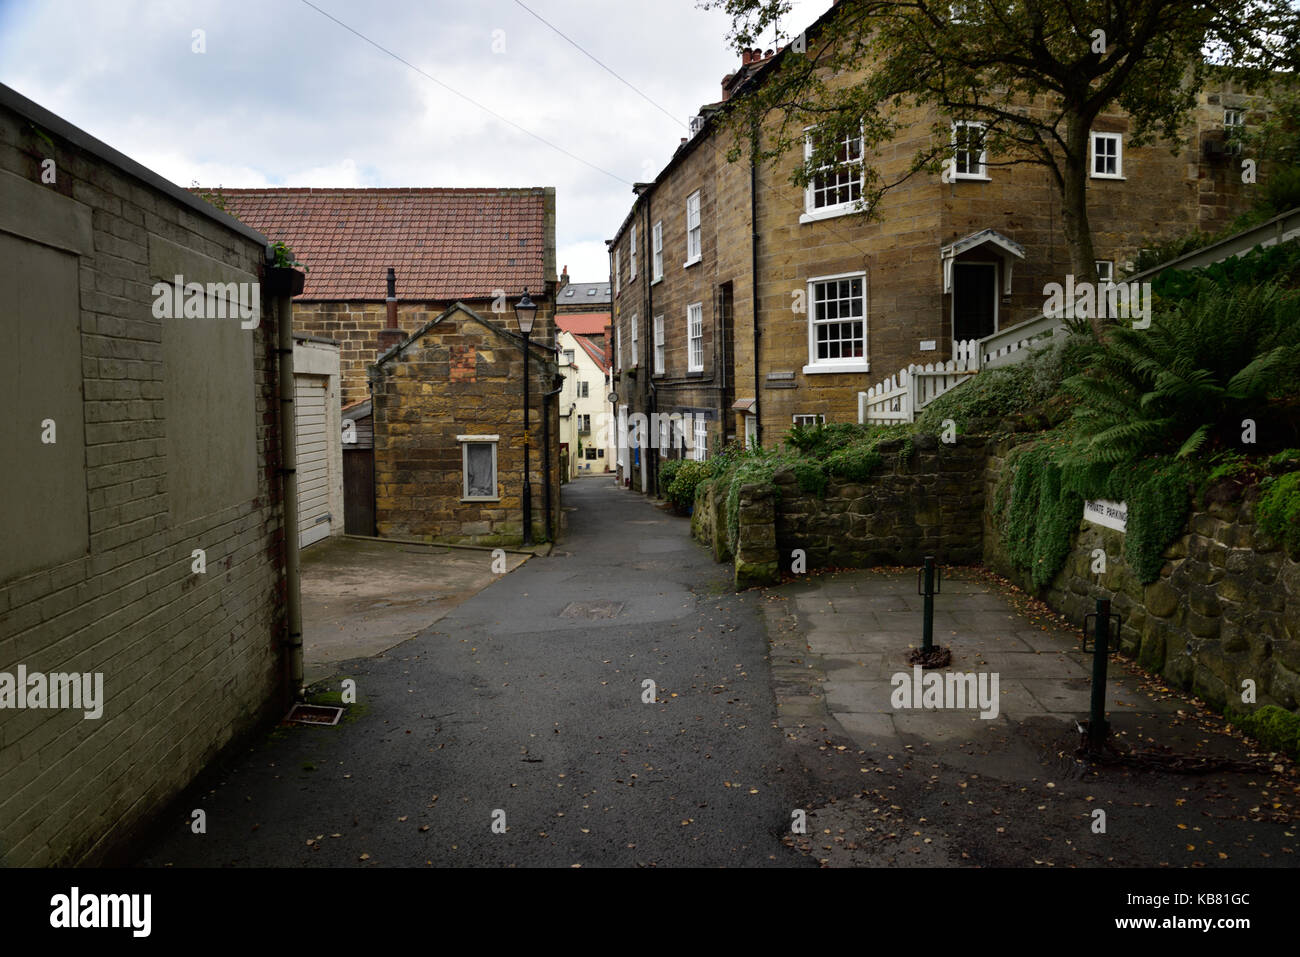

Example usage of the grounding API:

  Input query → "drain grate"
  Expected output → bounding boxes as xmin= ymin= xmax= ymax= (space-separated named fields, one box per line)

xmin=286 ymin=704 xmax=344 ymax=726
xmin=559 ymin=600 xmax=624 ymax=620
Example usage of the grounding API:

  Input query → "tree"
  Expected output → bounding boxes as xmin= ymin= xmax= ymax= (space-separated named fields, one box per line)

xmin=704 ymin=0 xmax=1300 ymax=331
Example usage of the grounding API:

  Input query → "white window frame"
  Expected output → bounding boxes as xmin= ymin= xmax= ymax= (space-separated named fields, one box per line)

xmin=1224 ymin=108 xmax=1245 ymax=155
xmin=653 ymin=314 xmax=665 ymax=374
xmin=951 ymin=120 xmax=990 ymax=180
xmin=614 ymin=247 xmax=621 ymax=295
xmin=652 ymin=221 xmax=663 ymax=282
xmin=687 ymin=302 xmax=704 ymax=372
xmin=743 ymin=415 xmax=758 ymax=449
xmin=629 ymin=223 xmax=637 ymax=279
xmin=614 ymin=324 xmax=621 ymax=371
xmin=577 ymin=380 xmax=589 ymax=398
xmin=1090 ymin=132 xmax=1124 ymax=179
xmin=801 ymin=123 xmax=866 ymax=222
xmin=563 ymin=348 xmax=575 ymax=365
xmin=692 ymin=417 xmax=708 ymax=462
xmin=630 ymin=313 xmax=639 ymax=367
xmin=804 ymin=271 xmax=869 ymax=374
xmin=684 ymin=190 xmax=701 ymax=266
xmin=458 ymin=435 xmax=499 ymax=502
xmin=792 ymin=414 xmax=826 ymax=426
xmin=577 ymin=414 xmax=591 ymax=433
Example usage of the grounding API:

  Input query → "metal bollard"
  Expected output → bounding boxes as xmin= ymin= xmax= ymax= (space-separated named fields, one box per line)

xmin=916 ymin=556 xmax=941 ymax=654
xmin=1083 ymin=598 xmax=1121 ymax=749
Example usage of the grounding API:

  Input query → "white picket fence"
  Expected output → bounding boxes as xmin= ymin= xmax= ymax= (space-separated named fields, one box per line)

xmin=858 ymin=340 xmax=981 ymax=425
xmin=977 ymin=313 xmax=1068 ymax=369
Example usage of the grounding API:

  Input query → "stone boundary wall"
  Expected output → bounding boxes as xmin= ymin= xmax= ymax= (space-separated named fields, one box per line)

xmin=983 ymin=441 xmax=1300 ymax=712
xmin=691 ymin=435 xmax=988 ymax=588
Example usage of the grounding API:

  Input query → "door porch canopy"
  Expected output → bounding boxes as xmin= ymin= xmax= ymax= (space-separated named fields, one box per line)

xmin=941 ymin=228 xmax=1025 ymax=296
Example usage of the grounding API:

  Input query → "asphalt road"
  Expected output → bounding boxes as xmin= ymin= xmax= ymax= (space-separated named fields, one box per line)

xmin=137 ymin=476 xmax=813 ymax=867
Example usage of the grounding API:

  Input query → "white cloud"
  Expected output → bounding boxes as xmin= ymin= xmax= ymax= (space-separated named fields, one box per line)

xmin=0 ymin=0 xmax=833 ymax=271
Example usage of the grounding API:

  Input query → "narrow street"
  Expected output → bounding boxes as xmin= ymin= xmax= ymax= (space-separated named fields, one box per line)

xmin=138 ymin=476 xmax=813 ymax=868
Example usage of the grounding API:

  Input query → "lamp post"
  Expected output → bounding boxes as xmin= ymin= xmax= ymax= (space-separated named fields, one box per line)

xmin=515 ymin=289 xmax=537 ymax=547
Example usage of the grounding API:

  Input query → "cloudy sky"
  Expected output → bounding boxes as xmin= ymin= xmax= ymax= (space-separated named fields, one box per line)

xmin=0 ymin=0 xmax=832 ymax=281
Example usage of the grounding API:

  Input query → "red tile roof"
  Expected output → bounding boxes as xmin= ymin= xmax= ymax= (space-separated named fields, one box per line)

xmin=571 ymin=333 xmax=610 ymax=374
xmin=556 ymin=313 xmax=611 ymax=335
xmin=213 ymin=187 xmax=551 ymax=301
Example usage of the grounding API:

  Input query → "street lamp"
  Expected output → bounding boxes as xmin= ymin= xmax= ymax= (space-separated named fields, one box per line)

xmin=515 ymin=289 xmax=537 ymax=547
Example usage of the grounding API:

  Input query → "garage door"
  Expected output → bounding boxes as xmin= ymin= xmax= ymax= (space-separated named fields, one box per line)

xmin=295 ymin=375 xmax=331 ymax=548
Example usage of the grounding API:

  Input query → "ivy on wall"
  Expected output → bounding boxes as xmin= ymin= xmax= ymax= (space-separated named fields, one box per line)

xmin=999 ymin=436 xmax=1194 ymax=588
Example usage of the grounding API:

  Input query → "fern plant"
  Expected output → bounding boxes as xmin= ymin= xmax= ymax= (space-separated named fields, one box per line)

xmin=1061 ymin=283 xmax=1300 ymax=463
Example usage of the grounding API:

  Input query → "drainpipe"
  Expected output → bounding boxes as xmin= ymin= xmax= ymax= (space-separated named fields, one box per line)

xmin=750 ymin=152 xmax=762 ymax=447
xmin=543 ymin=375 xmax=563 ymax=541
xmin=644 ymin=197 xmax=659 ymax=496
xmin=274 ymin=270 xmax=304 ymax=700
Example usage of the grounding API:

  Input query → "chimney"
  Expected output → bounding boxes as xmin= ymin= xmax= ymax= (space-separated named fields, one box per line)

xmin=377 ymin=267 xmax=404 ymax=353
xmin=559 ymin=264 xmax=569 ymax=289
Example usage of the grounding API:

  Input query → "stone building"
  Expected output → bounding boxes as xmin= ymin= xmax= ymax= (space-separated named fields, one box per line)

xmin=216 ymin=186 xmax=561 ymax=545
xmin=557 ymin=314 xmax=613 ymax=476
xmin=555 ymin=270 xmax=611 ymax=314
xmin=608 ymin=11 xmax=1268 ymax=481
xmin=218 ymin=187 xmax=557 ymax=406
xmin=369 ymin=300 xmax=561 ymax=545
xmin=0 ymin=83 xmax=294 ymax=864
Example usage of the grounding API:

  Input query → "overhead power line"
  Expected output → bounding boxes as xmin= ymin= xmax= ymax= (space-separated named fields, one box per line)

xmin=298 ymin=0 xmax=633 ymax=186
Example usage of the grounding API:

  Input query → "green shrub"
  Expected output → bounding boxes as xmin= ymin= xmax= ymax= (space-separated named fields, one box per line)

xmin=1265 ymin=166 xmax=1300 ymax=218
xmin=914 ymin=335 xmax=1093 ymax=435
xmin=1151 ymin=239 xmax=1300 ymax=300
xmin=824 ymin=443 xmax=883 ymax=483
xmin=1062 ymin=282 xmax=1300 ymax=463
xmin=783 ymin=422 xmax=869 ymax=458
xmin=666 ymin=460 xmax=711 ymax=512
xmin=1256 ymin=470 xmax=1300 ymax=557
xmin=1131 ymin=209 xmax=1295 ymax=275
xmin=658 ymin=458 xmax=684 ymax=496
xmin=791 ymin=459 xmax=828 ymax=497
xmin=1227 ymin=704 xmax=1300 ymax=759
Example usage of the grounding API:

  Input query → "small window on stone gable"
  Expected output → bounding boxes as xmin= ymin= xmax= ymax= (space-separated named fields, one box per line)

xmin=459 ymin=435 xmax=499 ymax=501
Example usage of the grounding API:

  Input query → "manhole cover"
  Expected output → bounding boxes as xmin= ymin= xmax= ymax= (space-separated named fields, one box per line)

xmin=559 ymin=600 xmax=624 ymax=619
xmin=286 ymin=704 xmax=344 ymax=726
